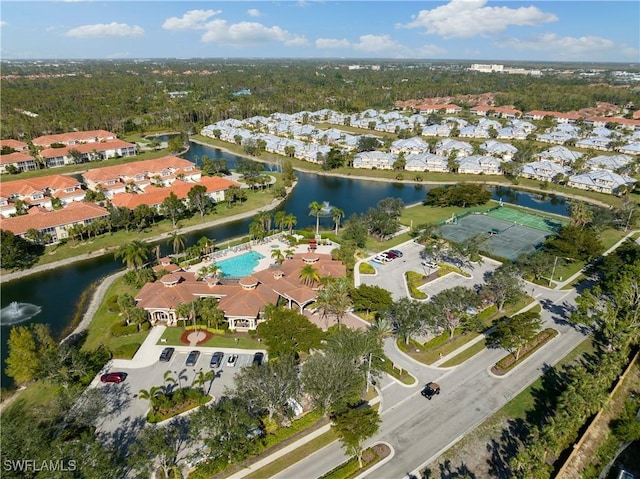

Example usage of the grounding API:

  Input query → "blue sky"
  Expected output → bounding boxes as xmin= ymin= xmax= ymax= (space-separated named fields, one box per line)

xmin=1 ymin=1 xmax=638 ymax=62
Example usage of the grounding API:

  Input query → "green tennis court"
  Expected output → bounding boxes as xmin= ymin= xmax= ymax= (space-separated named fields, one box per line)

xmin=486 ymin=206 xmax=565 ymax=233
xmin=439 ymin=211 xmax=555 ymax=261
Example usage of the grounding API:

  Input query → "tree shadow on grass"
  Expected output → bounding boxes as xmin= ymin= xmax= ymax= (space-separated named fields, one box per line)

xmin=422 ymin=459 xmax=477 ymax=478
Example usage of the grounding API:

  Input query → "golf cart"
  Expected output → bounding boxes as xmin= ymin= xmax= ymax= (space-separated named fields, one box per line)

xmin=421 ymin=382 xmax=440 ymax=400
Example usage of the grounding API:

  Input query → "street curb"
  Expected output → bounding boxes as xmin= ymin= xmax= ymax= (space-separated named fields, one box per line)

xmin=352 ymin=441 xmax=395 ymax=479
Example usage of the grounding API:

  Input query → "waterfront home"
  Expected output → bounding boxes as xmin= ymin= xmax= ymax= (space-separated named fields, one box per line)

xmin=82 ymin=156 xmax=200 ymax=197
xmin=520 ymin=161 xmax=572 ymax=182
xmin=0 ymin=175 xmax=85 ymax=217
xmin=456 ymin=155 xmax=503 ymax=175
xmin=39 ymin=139 xmax=136 ymax=168
xmin=0 ymin=152 xmax=38 ymax=174
xmin=353 ymin=151 xmax=395 ymax=169
xmin=0 ymin=201 xmax=109 ymax=242
xmin=32 ymin=129 xmax=118 ymax=148
xmin=421 ymin=124 xmax=453 ymax=137
xmin=567 ymin=170 xmax=636 ymax=195
xmin=404 ymin=153 xmax=449 ymax=172
xmin=536 ymin=146 xmax=583 ymax=165
xmin=135 ymin=253 xmax=346 ymax=331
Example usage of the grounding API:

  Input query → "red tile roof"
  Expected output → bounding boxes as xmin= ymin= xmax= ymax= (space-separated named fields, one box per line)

xmin=0 ymin=139 xmax=29 ymax=151
xmin=416 ymin=103 xmax=462 ymax=111
xmin=0 ymin=152 xmax=36 ymax=165
xmin=525 ymin=110 xmax=582 ymax=120
xmin=32 ymin=130 xmax=117 ymax=147
xmin=471 ymin=105 xmax=522 ymax=115
xmin=0 ymin=201 xmax=108 ymax=235
xmin=39 ymin=139 xmax=135 ymax=159
xmin=586 ymin=116 xmax=640 ymax=127
xmin=0 ymin=175 xmax=81 ymax=198
xmin=82 ymin=156 xmax=197 ymax=183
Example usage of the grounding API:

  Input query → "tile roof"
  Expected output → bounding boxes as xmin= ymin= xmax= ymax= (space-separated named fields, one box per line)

xmin=0 ymin=201 xmax=109 ymax=235
xmin=39 ymin=139 xmax=135 ymax=159
xmin=82 ymin=156 xmax=197 ymax=183
xmin=32 ymin=130 xmax=117 ymax=147
xmin=0 ymin=175 xmax=81 ymax=198
xmin=0 ymin=139 xmax=29 ymax=151
xmin=0 ymin=152 xmax=36 ymax=165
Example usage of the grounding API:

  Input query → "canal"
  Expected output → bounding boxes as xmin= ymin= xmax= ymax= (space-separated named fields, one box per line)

xmin=0 ymin=142 xmax=569 ymax=387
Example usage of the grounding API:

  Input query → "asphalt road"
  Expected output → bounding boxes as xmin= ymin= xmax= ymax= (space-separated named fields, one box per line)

xmin=274 ymin=287 xmax=585 ymax=479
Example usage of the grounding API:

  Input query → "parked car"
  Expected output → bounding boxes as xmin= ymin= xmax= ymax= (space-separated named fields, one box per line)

xmin=421 ymin=260 xmax=438 ymax=269
xmin=390 ymin=249 xmax=403 ymax=258
xmin=421 ymin=382 xmax=440 ymax=400
xmin=253 ymin=352 xmax=264 ymax=366
xmin=159 ymin=347 xmax=175 ymax=362
xmin=384 ymin=250 xmax=399 ymax=259
xmin=227 ymin=354 xmax=238 ymax=367
xmin=100 ymin=372 xmax=128 ymax=383
xmin=210 ymin=351 xmax=224 ymax=368
xmin=372 ymin=255 xmax=387 ymax=264
xmin=186 ymin=350 xmax=200 ymax=367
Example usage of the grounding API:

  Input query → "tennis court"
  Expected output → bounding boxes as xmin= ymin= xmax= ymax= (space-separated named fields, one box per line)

xmin=486 ymin=206 xmax=565 ymax=233
xmin=439 ymin=212 xmax=553 ymax=261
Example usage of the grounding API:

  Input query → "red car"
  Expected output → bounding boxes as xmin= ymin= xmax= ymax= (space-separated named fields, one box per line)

xmin=100 ymin=372 xmax=128 ymax=383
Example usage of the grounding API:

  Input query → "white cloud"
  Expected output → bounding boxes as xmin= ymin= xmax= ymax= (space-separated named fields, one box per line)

xmin=162 ymin=9 xmax=222 ymax=31
xmin=247 ymin=9 xmax=262 ymax=18
xmin=0 ymin=21 xmax=7 ymax=27
xmin=64 ymin=22 xmax=144 ymax=38
xmin=315 ymin=34 xmax=445 ymax=58
xmin=201 ymin=19 xmax=308 ymax=47
xmin=315 ymin=38 xmax=350 ymax=49
xmin=399 ymin=0 xmax=557 ymax=39
xmin=502 ymin=33 xmax=638 ymax=60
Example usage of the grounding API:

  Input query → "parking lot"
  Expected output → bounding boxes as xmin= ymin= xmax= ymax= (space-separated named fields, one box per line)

xmin=92 ymin=343 xmax=266 ymax=438
xmin=359 ymin=239 xmax=499 ymax=300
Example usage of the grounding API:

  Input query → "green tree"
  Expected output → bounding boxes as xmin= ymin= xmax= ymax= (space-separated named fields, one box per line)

xmin=257 ymin=305 xmax=323 ymax=358
xmin=484 ymin=264 xmax=525 ymax=311
xmin=283 ymin=213 xmax=297 ymax=234
xmin=133 ymin=204 xmax=156 ymax=231
xmin=166 ymin=230 xmax=186 ymax=256
xmin=160 ymin=192 xmax=186 ymax=228
xmin=308 ymin=200 xmax=324 ymax=235
xmin=332 ymin=406 xmax=381 ymax=468
xmin=490 ymin=311 xmax=543 ymax=360
xmin=0 ymin=229 xmax=43 ymax=270
xmin=115 ymin=240 xmax=151 ymax=269
xmin=331 ymin=207 xmax=344 ymax=236
xmin=271 ymin=248 xmax=285 ymax=265
xmin=431 ymin=286 xmax=479 ymax=338
xmin=299 ymin=263 xmax=321 ymax=287
xmin=315 ymin=277 xmax=353 ymax=330
xmin=5 ymin=324 xmax=55 ymax=385
xmin=351 ymin=284 xmax=393 ymax=316
xmin=187 ymin=184 xmax=210 ymax=218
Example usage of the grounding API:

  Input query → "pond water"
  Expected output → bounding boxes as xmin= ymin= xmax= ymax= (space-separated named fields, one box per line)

xmin=0 ymin=141 xmax=569 ymax=387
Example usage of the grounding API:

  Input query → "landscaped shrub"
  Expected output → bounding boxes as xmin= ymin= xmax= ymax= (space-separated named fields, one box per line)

xmin=105 ymin=295 xmax=120 ymax=313
xmin=140 ymin=321 xmax=151 ymax=331
xmin=493 ymin=328 xmax=558 ymax=374
xmin=405 ymin=271 xmax=427 ymax=299
xmin=110 ymin=322 xmax=139 ymax=337
xmin=147 ymin=387 xmax=210 ymax=423
xmin=359 ymin=262 xmax=375 ymax=274
xmin=423 ymin=329 xmax=465 ymax=349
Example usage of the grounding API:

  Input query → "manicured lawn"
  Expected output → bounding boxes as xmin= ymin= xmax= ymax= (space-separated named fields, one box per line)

xmin=441 ymin=338 xmax=488 ymax=367
xmin=82 ymin=276 xmax=150 ymax=354
xmin=399 ymin=203 xmax=493 ymax=228
xmin=158 ymin=327 xmax=263 ymax=349
xmin=3 ymin=381 xmax=62 ymax=412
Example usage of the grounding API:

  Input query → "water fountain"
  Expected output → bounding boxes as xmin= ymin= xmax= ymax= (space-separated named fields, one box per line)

xmin=0 ymin=301 xmax=42 ymax=326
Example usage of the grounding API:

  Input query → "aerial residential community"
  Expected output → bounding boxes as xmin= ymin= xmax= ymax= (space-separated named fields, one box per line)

xmin=1 ymin=1 xmax=639 ymax=479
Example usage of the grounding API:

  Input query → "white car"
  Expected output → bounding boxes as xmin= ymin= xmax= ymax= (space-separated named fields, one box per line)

xmin=421 ymin=260 xmax=438 ymax=269
xmin=372 ymin=255 xmax=387 ymax=264
xmin=226 ymin=354 xmax=238 ymax=367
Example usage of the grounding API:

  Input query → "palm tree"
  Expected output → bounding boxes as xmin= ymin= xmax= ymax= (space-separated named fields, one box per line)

xmin=114 ymin=240 xmax=151 ymax=270
xmin=256 ymin=210 xmax=272 ymax=235
xmin=271 ymin=248 xmax=285 ymax=265
xmin=369 ymin=316 xmax=394 ymax=340
xmin=167 ymin=231 xmax=186 ymax=257
xmin=331 ymin=207 xmax=344 ymax=236
xmin=274 ymin=210 xmax=286 ymax=232
xmin=175 ymin=302 xmax=193 ymax=328
xmin=138 ymin=385 xmax=162 ymax=403
xmin=283 ymin=213 xmax=297 ymax=234
xmin=284 ymin=248 xmax=295 ymax=260
xmin=163 ymin=370 xmax=176 ymax=393
xmin=299 ymin=264 xmax=321 ymax=287
xmin=308 ymin=201 xmax=323 ymax=235
xmin=328 ymin=278 xmax=353 ymax=330
xmin=192 ymin=370 xmax=214 ymax=394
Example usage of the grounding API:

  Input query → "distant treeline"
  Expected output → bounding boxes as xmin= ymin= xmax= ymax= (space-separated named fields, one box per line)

xmin=1 ymin=59 xmax=637 ymax=140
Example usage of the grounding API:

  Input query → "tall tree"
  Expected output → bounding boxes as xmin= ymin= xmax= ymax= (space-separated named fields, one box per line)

xmin=331 ymin=207 xmax=345 ymax=236
xmin=431 ymin=286 xmax=479 ymax=338
xmin=298 ymin=264 xmax=321 ymax=287
xmin=257 ymin=305 xmax=323 ymax=358
xmin=5 ymin=323 xmax=55 ymax=385
xmin=490 ymin=311 xmax=543 ymax=360
xmin=166 ymin=230 xmax=186 ymax=257
xmin=384 ymin=297 xmax=428 ymax=345
xmin=187 ymin=184 xmax=210 ymax=218
xmin=114 ymin=240 xmax=151 ymax=270
xmin=308 ymin=201 xmax=324 ymax=235
xmin=332 ymin=406 xmax=381 ymax=468
xmin=160 ymin=192 xmax=185 ymax=228
xmin=484 ymin=264 xmax=525 ymax=311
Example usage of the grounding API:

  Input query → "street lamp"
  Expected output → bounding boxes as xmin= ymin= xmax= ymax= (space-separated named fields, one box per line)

xmin=366 ymin=352 xmax=385 ymax=393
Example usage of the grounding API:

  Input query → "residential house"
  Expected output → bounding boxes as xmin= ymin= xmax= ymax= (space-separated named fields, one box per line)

xmin=39 ymin=139 xmax=136 ymax=168
xmin=567 ymin=170 xmax=636 ymax=195
xmin=353 ymin=151 xmax=396 ymax=169
xmin=618 ymin=142 xmax=640 ymax=156
xmin=575 ymin=137 xmax=613 ymax=151
xmin=480 ymin=140 xmax=518 ymax=161
xmin=520 ymin=161 xmax=572 ymax=182
xmin=390 ymin=137 xmax=431 ymax=155
xmin=459 ymin=126 xmax=490 ymax=139
xmin=536 ymin=146 xmax=583 ymax=166
xmin=0 ymin=175 xmax=85 ymax=217
xmin=456 ymin=155 xmax=502 ymax=175
xmin=0 ymin=201 xmax=109 ymax=243
xmin=524 ymin=110 xmax=582 ymax=123
xmin=32 ymin=130 xmax=118 ymax=148
xmin=586 ymin=154 xmax=635 ymax=172
xmin=421 ymin=124 xmax=452 ymax=137
xmin=405 ymin=153 xmax=449 ymax=172
xmin=434 ymin=139 xmax=473 ymax=158
xmin=82 ymin=156 xmax=200 ymax=197
xmin=416 ymin=104 xmax=462 ymax=115
xmin=470 ymin=105 xmax=522 ymax=119
xmin=0 ymin=152 xmax=38 ymax=174
xmin=585 ymin=116 xmax=640 ymax=131
xmin=0 ymin=139 xmax=29 ymax=153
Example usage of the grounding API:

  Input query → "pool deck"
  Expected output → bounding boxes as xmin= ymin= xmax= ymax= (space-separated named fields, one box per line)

xmin=184 ymin=235 xmax=337 ymax=277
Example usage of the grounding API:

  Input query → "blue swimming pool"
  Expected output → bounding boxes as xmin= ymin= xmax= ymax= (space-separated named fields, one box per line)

xmin=216 ymin=251 xmax=265 ymax=277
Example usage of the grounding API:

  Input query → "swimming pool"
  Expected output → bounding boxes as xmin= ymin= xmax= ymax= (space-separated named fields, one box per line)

xmin=216 ymin=251 xmax=265 ymax=277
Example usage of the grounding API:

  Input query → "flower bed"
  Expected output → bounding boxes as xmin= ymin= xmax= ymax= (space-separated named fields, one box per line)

xmin=491 ymin=328 xmax=558 ymax=376
xmin=180 ymin=328 xmax=214 ymax=345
